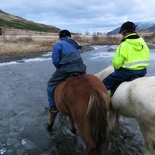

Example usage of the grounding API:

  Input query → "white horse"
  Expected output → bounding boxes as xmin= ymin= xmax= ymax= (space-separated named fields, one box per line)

xmin=95 ymin=65 xmax=155 ymax=155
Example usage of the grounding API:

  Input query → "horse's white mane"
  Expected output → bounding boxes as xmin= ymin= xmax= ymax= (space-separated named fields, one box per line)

xmin=95 ymin=65 xmax=114 ymax=81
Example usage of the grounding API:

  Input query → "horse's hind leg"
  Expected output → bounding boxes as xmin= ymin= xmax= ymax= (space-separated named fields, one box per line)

xmin=140 ymin=121 xmax=155 ymax=155
xmin=84 ymin=134 xmax=98 ymax=155
xmin=109 ymin=108 xmax=117 ymax=131
xmin=143 ymin=135 xmax=155 ymax=155
xmin=46 ymin=112 xmax=58 ymax=131
xmin=69 ymin=115 xmax=76 ymax=134
xmin=143 ymin=141 xmax=155 ymax=155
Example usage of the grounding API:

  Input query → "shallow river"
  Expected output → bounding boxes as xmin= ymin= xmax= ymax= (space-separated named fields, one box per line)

xmin=0 ymin=45 xmax=155 ymax=155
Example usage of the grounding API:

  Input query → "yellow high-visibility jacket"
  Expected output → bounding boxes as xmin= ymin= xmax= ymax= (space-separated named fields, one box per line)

xmin=112 ymin=33 xmax=150 ymax=70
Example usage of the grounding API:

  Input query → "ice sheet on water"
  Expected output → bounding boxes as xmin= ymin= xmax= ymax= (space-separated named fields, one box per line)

xmin=21 ymin=139 xmax=37 ymax=150
xmin=6 ymin=138 xmax=20 ymax=147
xmin=0 ymin=148 xmax=6 ymax=154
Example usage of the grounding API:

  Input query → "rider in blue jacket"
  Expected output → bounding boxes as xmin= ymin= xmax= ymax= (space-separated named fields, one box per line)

xmin=47 ymin=30 xmax=86 ymax=113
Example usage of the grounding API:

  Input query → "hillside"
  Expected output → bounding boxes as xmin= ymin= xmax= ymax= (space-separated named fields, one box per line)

xmin=0 ymin=10 xmax=61 ymax=32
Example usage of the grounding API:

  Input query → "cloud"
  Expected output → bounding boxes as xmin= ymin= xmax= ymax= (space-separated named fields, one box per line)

xmin=1 ymin=0 xmax=155 ymax=34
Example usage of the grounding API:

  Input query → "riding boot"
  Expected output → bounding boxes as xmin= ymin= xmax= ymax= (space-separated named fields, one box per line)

xmin=45 ymin=106 xmax=58 ymax=113
xmin=47 ymin=86 xmax=59 ymax=113
xmin=49 ymin=106 xmax=59 ymax=114
xmin=47 ymin=108 xmax=58 ymax=131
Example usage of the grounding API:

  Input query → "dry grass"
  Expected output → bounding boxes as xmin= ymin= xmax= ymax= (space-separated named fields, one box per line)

xmin=0 ymin=36 xmax=56 ymax=54
xmin=0 ymin=28 xmax=155 ymax=62
xmin=73 ymin=34 xmax=122 ymax=45
xmin=0 ymin=29 xmax=121 ymax=57
xmin=0 ymin=28 xmax=59 ymax=61
xmin=142 ymin=32 xmax=155 ymax=44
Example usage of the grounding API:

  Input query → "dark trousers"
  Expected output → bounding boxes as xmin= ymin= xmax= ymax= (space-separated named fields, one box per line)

xmin=47 ymin=70 xmax=69 ymax=107
xmin=47 ymin=69 xmax=85 ymax=107
xmin=103 ymin=68 xmax=147 ymax=90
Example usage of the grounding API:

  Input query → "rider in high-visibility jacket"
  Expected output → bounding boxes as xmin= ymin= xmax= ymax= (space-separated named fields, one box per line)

xmin=113 ymin=33 xmax=150 ymax=70
xmin=103 ymin=21 xmax=150 ymax=93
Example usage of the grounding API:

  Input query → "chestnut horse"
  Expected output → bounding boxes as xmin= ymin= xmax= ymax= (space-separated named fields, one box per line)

xmin=47 ymin=74 xmax=110 ymax=155
xmin=95 ymin=65 xmax=155 ymax=155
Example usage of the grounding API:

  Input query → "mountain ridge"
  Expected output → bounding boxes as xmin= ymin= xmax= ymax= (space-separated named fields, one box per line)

xmin=1 ymin=10 xmax=155 ymax=35
xmin=107 ymin=22 xmax=155 ymax=35
xmin=0 ymin=10 xmax=61 ymax=33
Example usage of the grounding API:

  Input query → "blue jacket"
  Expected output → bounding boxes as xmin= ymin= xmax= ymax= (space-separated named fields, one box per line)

xmin=52 ymin=37 xmax=86 ymax=73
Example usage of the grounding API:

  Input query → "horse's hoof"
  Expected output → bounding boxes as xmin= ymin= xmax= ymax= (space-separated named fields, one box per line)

xmin=45 ymin=123 xmax=53 ymax=131
xmin=71 ymin=129 xmax=76 ymax=134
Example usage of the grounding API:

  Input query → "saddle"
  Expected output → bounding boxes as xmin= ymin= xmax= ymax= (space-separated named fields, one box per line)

xmin=64 ymin=72 xmax=83 ymax=81
xmin=70 ymin=73 xmax=82 ymax=77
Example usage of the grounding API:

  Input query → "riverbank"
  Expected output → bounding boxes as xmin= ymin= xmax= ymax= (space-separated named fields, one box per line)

xmin=0 ymin=46 xmax=95 ymax=63
xmin=1 ymin=30 xmax=155 ymax=63
xmin=0 ymin=34 xmax=56 ymax=63
xmin=0 ymin=29 xmax=120 ymax=63
xmin=0 ymin=50 xmax=50 ymax=63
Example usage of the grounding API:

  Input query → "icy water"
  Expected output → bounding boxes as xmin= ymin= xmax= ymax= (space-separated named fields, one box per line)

xmin=0 ymin=45 xmax=155 ymax=155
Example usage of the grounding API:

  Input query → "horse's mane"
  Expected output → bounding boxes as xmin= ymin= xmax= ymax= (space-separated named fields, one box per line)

xmin=95 ymin=65 xmax=114 ymax=81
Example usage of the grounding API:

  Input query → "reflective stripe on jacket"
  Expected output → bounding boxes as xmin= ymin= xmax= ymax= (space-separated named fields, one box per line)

xmin=112 ymin=33 xmax=150 ymax=70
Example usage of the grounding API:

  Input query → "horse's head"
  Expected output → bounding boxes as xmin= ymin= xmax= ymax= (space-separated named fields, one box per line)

xmin=95 ymin=65 xmax=114 ymax=81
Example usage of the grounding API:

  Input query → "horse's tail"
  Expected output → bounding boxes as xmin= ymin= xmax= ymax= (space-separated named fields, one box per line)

xmin=86 ymin=89 xmax=109 ymax=152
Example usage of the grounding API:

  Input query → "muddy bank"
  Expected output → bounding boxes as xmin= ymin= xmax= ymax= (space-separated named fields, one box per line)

xmin=0 ymin=46 xmax=94 ymax=63
xmin=0 ymin=51 xmax=50 ymax=63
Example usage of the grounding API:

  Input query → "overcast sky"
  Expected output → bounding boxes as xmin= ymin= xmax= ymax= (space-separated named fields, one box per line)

xmin=1 ymin=0 xmax=155 ymax=34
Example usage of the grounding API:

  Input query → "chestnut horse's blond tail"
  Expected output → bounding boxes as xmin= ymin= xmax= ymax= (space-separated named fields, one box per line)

xmin=86 ymin=89 xmax=109 ymax=152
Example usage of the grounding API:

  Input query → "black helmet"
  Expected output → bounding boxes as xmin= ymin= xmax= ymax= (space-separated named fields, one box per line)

xmin=119 ymin=21 xmax=136 ymax=33
xmin=59 ymin=29 xmax=71 ymax=39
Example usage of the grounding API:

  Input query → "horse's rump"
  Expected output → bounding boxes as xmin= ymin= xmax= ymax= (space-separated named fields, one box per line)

xmin=110 ymin=76 xmax=155 ymax=117
xmin=55 ymin=74 xmax=109 ymax=113
xmin=54 ymin=74 xmax=110 ymax=154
